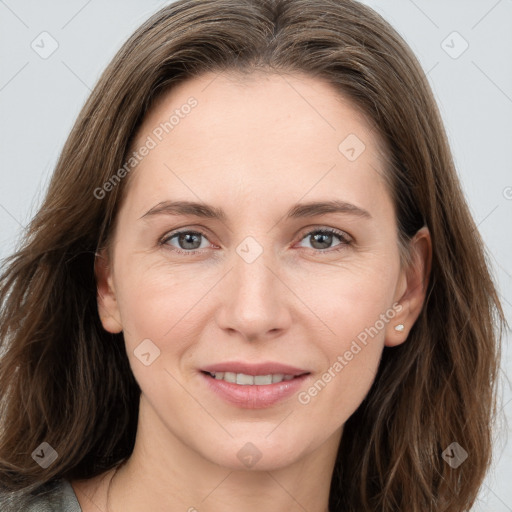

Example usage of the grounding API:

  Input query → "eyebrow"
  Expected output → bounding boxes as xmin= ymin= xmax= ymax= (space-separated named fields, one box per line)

xmin=139 ymin=199 xmax=372 ymax=221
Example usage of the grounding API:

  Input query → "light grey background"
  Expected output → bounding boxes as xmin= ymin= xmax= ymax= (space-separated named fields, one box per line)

xmin=1 ymin=0 xmax=511 ymax=509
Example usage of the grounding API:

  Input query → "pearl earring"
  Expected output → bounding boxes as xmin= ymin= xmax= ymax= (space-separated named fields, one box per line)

xmin=394 ymin=324 xmax=405 ymax=332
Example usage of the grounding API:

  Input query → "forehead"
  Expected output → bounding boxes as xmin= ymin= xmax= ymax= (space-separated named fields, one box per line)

xmin=122 ymin=71 xmax=391 ymax=220
xmin=136 ymin=70 xmax=381 ymax=154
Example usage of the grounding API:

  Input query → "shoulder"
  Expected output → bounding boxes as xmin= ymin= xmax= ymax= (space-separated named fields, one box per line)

xmin=0 ymin=479 xmax=81 ymax=511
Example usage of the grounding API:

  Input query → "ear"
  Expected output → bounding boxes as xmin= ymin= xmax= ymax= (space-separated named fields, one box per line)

xmin=385 ymin=226 xmax=432 ymax=347
xmin=94 ymin=247 xmax=123 ymax=333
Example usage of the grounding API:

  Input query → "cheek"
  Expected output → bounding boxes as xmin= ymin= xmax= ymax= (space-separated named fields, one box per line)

xmin=292 ymin=253 xmax=399 ymax=349
xmin=112 ymin=253 xmax=205 ymax=356
xmin=295 ymin=296 xmax=394 ymax=437
xmin=112 ymin=263 xmax=207 ymax=410
xmin=296 ymin=339 xmax=382 ymax=443
xmin=292 ymin=256 xmax=399 ymax=417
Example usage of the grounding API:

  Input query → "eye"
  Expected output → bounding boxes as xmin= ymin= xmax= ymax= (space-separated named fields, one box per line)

xmin=159 ymin=227 xmax=352 ymax=257
xmin=296 ymin=227 xmax=352 ymax=253
xmin=160 ymin=230 xmax=212 ymax=255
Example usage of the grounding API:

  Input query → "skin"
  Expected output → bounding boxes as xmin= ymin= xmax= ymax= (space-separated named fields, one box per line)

xmin=71 ymin=71 xmax=431 ymax=512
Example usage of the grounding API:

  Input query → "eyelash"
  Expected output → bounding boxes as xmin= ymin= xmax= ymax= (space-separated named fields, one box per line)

xmin=159 ymin=227 xmax=352 ymax=256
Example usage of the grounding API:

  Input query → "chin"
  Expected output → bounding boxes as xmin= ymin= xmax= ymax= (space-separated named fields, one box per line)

xmin=198 ymin=433 xmax=310 ymax=472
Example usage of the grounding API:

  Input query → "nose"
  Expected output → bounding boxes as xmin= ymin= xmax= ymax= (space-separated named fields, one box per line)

xmin=215 ymin=240 xmax=292 ymax=342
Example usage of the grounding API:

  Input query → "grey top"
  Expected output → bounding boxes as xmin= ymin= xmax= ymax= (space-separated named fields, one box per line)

xmin=0 ymin=479 xmax=81 ymax=511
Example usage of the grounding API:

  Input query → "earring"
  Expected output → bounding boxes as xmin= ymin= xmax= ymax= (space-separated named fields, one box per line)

xmin=394 ymin=324 xmax=405 ymax=332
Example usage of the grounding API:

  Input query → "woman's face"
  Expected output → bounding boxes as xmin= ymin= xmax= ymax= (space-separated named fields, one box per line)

xmin=96 ymin=71 xmax=424 ymax=471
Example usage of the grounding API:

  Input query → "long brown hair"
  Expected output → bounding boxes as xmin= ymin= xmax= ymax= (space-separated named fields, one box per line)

xmin=0 ymin=0 xmax=505 ymax=510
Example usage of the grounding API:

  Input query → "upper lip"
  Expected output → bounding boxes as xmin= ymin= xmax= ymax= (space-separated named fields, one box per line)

xmin=201 ymin=361 xmax=310 ymax=376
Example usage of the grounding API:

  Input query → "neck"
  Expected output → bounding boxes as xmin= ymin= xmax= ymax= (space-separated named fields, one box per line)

xmin=106 ymin=396 xmax=340 ymax=512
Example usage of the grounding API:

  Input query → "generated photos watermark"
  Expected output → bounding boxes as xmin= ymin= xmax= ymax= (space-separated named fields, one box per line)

xmin=93 ymin=96 xmax=198 ymax=200
xmin=298 ymin=302 xmax=403 ymax=405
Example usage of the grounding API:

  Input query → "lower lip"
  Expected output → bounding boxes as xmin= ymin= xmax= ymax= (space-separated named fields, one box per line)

xmin=200 ymin=372 xmax=310 ymax=409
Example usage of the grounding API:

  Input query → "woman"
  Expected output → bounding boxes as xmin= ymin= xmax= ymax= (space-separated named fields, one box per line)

xmin=0 ymin=0 xmax=504 ymax=510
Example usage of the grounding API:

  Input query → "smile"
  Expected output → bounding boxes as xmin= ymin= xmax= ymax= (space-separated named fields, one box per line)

xmin=204 ymin=371 xmax=297 ymax=385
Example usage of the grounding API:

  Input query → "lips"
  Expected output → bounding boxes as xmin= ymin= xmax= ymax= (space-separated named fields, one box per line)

xmin=199 ymin=361 xmax=311 ymax=409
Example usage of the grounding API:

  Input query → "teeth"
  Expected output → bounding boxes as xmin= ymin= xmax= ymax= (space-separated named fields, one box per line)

xmin=254 ymin=375 xmax=272 ymax=385
xmin=208 ymin=372 xmax=297 ymax=385
xmin=236 ymin=373 xmax=255 ymax=385
xmin=223 ymin=372 xmax=236 ymax=383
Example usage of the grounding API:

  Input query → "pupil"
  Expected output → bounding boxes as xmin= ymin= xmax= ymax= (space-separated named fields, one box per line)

xmin=312 ymin=232 xmax=332 ymax=249
xmin=180 ymin=233 xmax=201 ymax=250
